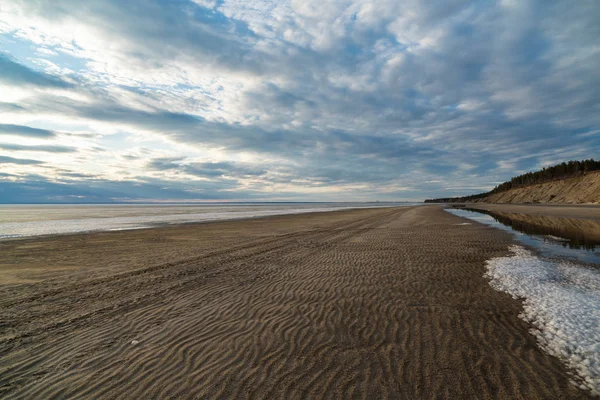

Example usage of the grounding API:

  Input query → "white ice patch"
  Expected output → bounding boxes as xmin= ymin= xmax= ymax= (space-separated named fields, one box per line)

xmin=544 ymin=235 xmax=570 ymax=242
xmin=0 ymin=206 xmax=385 ymax=239
xmin=454 ymin=223 xmax=472 ymax=226
xmin=485 ymin=245 xmax=600 ymax=394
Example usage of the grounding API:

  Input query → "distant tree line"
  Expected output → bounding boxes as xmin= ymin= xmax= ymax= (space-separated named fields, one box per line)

xmin=425 ymin=159 xmax=600 ymax=203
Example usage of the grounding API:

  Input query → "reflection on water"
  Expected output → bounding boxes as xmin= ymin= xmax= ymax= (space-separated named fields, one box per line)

xmin=447 ymin=207 xmax=600 ymax=265
xmin=465 ymin=208 xmax=599 ymax=250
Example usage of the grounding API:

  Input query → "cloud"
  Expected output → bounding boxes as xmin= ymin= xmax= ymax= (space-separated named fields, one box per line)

xmin=0 ymin=53 xmax=73 ymax=88
xmin=0 ymin=143 xmax=76 ymax=152
xmin=147 ymin=157 xmax=266 ymax=179
xmin=0 ymin=155 xmax=44 ymax=165
xmin=0 ymin=174 xmax=263 ymax=204
xmin=0 ymin=0 xmax=598 ymax=201
xmin=0 ymin=123 xmax=56 ymax=138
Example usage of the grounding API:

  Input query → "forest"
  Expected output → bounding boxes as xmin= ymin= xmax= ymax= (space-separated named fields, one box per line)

xmin=424 ymin=159 xmax=600 ymax=203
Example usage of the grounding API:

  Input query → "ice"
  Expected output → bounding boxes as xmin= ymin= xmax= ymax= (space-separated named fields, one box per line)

xmin=0 ymin=205 xmax=395 ymax=239
xmin=545 ymin=235 xmax=570 ymax=242
xmin=486 ymin=245 xmax=600 ymax=394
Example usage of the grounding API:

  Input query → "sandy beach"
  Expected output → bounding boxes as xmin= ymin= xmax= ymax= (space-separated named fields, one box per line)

xmin=0 ymin=206 xmax=593 ymax=399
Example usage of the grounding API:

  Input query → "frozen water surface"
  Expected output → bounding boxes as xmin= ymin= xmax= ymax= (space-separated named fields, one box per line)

xmin=0 ymin=203 xmax=416 ymax=239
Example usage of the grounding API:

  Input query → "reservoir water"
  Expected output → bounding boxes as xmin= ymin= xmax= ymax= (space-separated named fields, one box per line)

xmin=0 ymin=203 xmax=417 ymax=239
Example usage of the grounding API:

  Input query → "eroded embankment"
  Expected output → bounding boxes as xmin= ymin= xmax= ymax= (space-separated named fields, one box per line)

xmin=478 ymin=171 xmax=600 ymax=204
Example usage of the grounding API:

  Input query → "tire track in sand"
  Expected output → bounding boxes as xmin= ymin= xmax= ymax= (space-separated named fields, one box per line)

xmin=0 ymin=206 xmax=593 ymax=399
xmin=0 ymin=208 xmax=400 ymax=398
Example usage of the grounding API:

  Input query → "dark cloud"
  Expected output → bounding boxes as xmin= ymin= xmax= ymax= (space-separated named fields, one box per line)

xmin=0 ymin=155 xmax=44 ymax=165
xmin=185 ymin=161 xmax=266 ymax=178
xmin=0 ymin=143 xmax=76 ymax=153
xmin=0 ymin=103 xmax=26 ymax=112
xmin=57 ymin=171 xmax=100 ymax=179
xmin=146 ymin=157 xmax=186 ymax=171
xmin=0 ymin=124 xmax=56 ymax=138
xmin=147 ymin=157 xmax=266 ymax=179
xmin=0 ymin=174 xmax=263 ymax=204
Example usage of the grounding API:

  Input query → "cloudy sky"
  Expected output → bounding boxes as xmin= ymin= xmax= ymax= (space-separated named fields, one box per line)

xmin=0 ymin=0 xmax=598 ymax=203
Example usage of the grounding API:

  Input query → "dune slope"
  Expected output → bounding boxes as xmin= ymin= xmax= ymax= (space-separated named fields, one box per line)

xmin=480 ymin=171 xmax=600 ymax=204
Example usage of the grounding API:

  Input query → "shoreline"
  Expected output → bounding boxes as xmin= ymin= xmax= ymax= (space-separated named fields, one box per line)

xmin=3 ymin=201 xmax=598 ymax=242
xmin=0 ymin=204 xmax=408 ymax=241
xmin=0 ymin=206 xmax=594 ymax=398
xmin=458 ymin=203 xmax=600 ymax=221
xmin=445 ymin=205 xmax=600 ymax=265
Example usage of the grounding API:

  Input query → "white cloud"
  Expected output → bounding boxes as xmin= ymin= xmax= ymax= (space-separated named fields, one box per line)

xmin=0 ymin=0 xmax=598 ymax=201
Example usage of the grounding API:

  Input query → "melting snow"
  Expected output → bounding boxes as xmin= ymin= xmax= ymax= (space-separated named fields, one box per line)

xmin=486 ymin=245 xmax=600 ymax=394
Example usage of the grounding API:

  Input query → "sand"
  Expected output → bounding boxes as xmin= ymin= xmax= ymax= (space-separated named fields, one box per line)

xmin=0 ymin=206 xmax=593 ymax=399
xmin=477 ymin=171 xmax=600 ymax=205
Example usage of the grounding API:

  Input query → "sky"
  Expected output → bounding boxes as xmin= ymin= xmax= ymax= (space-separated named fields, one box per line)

xmin=0 ymin=0 xmax=598 ymax=203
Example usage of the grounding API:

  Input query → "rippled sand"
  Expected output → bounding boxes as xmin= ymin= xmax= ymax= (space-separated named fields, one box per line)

xmin=0 ymin=206 xmax=592 ymax=398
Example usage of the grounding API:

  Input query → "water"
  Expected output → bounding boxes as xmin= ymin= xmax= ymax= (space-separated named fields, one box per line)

xmin=0 ymin=202 xmax=417 ymax=239
xmin=447 ymin=207 xmax=600 ymax=394
xmin=446 ymin=208 xmax=600 ymax=265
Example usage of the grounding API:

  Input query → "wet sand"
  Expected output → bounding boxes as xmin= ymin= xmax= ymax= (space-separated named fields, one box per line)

xmin=0 ymin=206 xmax=592 ymax=399
xmin=466 ymin=203 xmax=600 ymax=221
